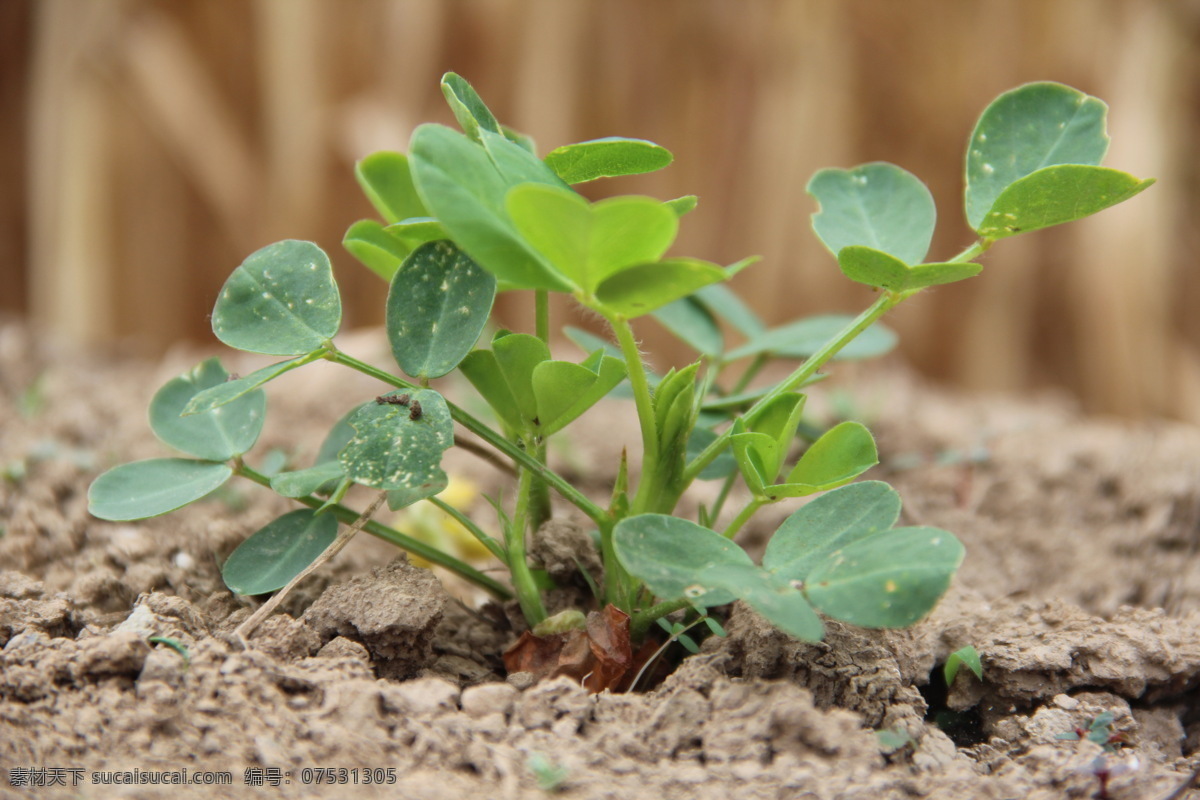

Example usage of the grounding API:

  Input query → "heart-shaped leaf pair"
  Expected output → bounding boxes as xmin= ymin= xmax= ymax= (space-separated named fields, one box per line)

xmin=807 ymin=164 xmax=979 ymax=292
xmin=89 ymin=358 xmax=264 ymax=520
xmin=613 ymin=481 xmax=964 ymax=640
xmin=459 ymin=332 xmax=626 ymax=437
xmin=965 ymin=82 xmax=1154 ymax=241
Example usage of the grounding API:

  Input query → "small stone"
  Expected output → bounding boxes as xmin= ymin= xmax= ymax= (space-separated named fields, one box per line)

xmin=383 ymin=676 xmax=460 ymax=716
xmin=507 ymin=671 xmax=535 ymax=691
xmin=1053 ymin=694 xmax=1080 ymax=710
xmin=317 ymin=636 xmax=370 ymax=661
xmin=460 ymin=682 xmax=517 ymax=718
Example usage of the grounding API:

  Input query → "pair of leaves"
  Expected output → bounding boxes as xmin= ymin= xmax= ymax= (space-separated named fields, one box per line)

xmin=731 ymin=394 xmax=878 ymax=500
xmin=88 ymin=359 xmax=263 ymax=520
xmin=460 ymin=332 xmax=627 ymax=437
xmin=613 ymin=481 xmax=964 ymax=640
xmin=808 ymin=163 xmax=981 ymax=292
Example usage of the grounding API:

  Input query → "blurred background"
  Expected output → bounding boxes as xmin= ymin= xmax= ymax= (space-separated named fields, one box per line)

xmin=4 ymin=0 xmax=1199 ymax=420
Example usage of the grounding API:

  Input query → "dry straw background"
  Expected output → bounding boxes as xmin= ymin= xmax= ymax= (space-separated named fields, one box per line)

xmin=4 ymin=0 xmax=1199 ymax=420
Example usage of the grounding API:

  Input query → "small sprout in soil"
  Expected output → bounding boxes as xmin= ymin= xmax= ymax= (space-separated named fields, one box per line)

xmin=943 ymin=645 xmax=983 ymax=687
xmin=148 ymin=636 xmax=191 ymax=667
xmin=527 ymin=751 xmax=568 ymax=792
xmin=86 ymin=74 xmax=1152 ymax=687
xmin=876 ymin=728 xmax=916 ymax=755
xmin=1078 ymin=753 xmax=1140 ymax=800
xmin=1056 ymin=711 xmax=1127 ymax=752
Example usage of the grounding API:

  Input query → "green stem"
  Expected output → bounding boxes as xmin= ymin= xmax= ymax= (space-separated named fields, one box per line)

xmin=608 ymin=316 xmax=659 ymax=514
xmin=324 ymin=348 xmax=606 ymax=525
xmin=629 ymin=597 xmax=691 ymax=640
xmin=427 ymin=495 xmax=506 ymax=562
xmin=722 ymin=497 xmax=763 ymax=540
xmin=507 ymin=460 xmax=548 ymax=625
xmin=235 ymin=464 xmax=512 ymax=599
xmin=528 ymin=289 xmax=553 ymax=528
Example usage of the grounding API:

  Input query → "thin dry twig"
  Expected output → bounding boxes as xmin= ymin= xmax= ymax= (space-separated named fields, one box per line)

xmin=233 ymin=491 xmax=388 ymax=649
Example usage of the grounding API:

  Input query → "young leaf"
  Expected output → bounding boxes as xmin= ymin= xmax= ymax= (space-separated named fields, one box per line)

xmin=88 ymin=458 xmax=232 ymax=521
xmin=593 ymin=257 xmax=736 ymax=318
xmin=441 ymin=72 xmax=502 ymax=142
xmin=386 ymin=240 xmax=497 ymax=379
xmin=149 ymin=358 xmax=265 ymax=461
xmin=944 ymin=645 xmax=983 ymax=686
xmin=613 ymin=513 xmax=753 ymax=607
xmin=775 ymin=421 xmax=878 ymax=496
xmin=338 ymin=389 xmax=454 ymax=492
xmin=664 ymin=195 xmax=698 ymax=216
xmin=700 ymin=563 xmax=825 ymax=641
xmin=355 ymin=151 xmax=428 ymax=224
xmin=532 ymin=352 xmax=627 ymax=436
xmin=764 ymin=481 xmax=902 ymax=581
xmin=653 ymin=298 xmax=723 ymax=357
xmin=803 ymin=526 xmax=964 ymax=627
xmin=808 ymin=162 xmax=936 ymax=264
xmin=493 ymin=332 xmax=552 ymax=425
xmin=837 ymin=246 xmax=983 ymax=292
xmin=973 ymin=166 xmax=1154 ymax=241
xmin=221 ymin=509 xmax=339 ymax=595
xmin=343 ymin=219 xmax=411 ymax=282
xmin=386 ymin=217 xmax=448 ymax=247
xmin=269 ymin=461 xmax=346 ymax=498
xmin=212 ymin=240 xmax=342 ymax=355
xmin=965 ymin=82 xmax=1109 ymax=230
xmin=544 ymin=137 xmax=674 ymax=184
xmin=505 ymin=184 xmax=679 ymax=293
xmin=408 ymin=123 xmax=570 ymax=291
xmin=730 ymin=430 xmax=778 ymax=495
xmin=387 ymin=474 xmax=450 ymax=510
xmin=183 ymin=356 xmax=307 ymax=416
xmin=459 ymin=349 xmax=525 ymax=431
xmin=727 ymin=315 xmax=897 ymax=362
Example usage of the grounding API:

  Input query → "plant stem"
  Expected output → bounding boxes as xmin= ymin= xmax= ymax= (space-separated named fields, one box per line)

xmin=235 ymin=463 xmax=512 ymax=599
xmin=535 ymin=289 xmax=550 ymax=343
xmin=528 ymin=289 xmax=553 ymax=528
xmin=608 ymin=316 xmax=659 ymax=513
xmin=722 ymin=497 xmax=763 ymax=540
xmin=731 ymin=353 xmax=769 ymax=395
xmin=324 ymin=348 xmax=606 ymax=525
xmin=629 ymin=597 xmax=691 ymax=640
xmin=427 ymin=495 xmax=506 ymax=562
xmin=508 ymin=458 xmax=548 ymax=625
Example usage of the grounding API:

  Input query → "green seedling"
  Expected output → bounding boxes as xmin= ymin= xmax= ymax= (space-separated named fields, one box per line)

xmin=876 ymin=728 xmax=916 ymax=754
xmin=944 ymin=645 xmax=984 ymax=686
xmin=1057 ymin=711 xmax=1127 ymax=752
xmin=87 ymin=75 xmax=1150 ymax=682
xmin=526 ymin=752 xmax=569 ymax=792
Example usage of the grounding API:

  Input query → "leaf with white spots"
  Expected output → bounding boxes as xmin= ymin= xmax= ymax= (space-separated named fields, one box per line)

xmin=149 ymin=358 xmax=264 ymax=461
xmin=803 ymin=526 xmax=964 ymax=628
xmin=386 ymin=240 xmax=497 ymax=379
xmin=212 ymin=240 xmax=342 ymax=355
xmin=337 ymin=389 xmax=454 ymax=493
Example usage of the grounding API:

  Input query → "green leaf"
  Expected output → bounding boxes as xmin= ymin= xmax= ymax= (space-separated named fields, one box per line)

xmin=544 ymin=137 xmax=674 ymax=184
xmin=316 ymin=405 xmax=363 ymax=465
xmin=269 ymin=462 xmax=345 ymax=498
xmin=808 ymin=162 xmax=936 ymax=264
xmin=965 ymin=82 xmax=1109 ymax=230
xmin=212 ymin=240 xmax=341 ymax=355
xmin=441 ymin=72 xmax=502 ymax=141
xmin=459 ymin=349 xmax=524 ymax=431
xmin=385 ymin=217 xmax=448 ymax=247
xmin=973 ymin=166 xmax=1154 ymax=240
xmin=387 ymin=474 xmax=449 ymax=510
xmin=355 ymin=151 xmax=428 ymax=224
xmin=778 ymin=421 xmax=878 ymax=494
xmin=693 ymin=283 xmax=765 ymax=338
xmin=653 ymin=297 xmax=723 ymax=357
xmin=804 ymin=526 xmax=964 ymax=628
xmin=665 ymin=195 xmax=698 ymax=216
xmin=613 ymin=514 xmax=753 ymax=607
xmin=506 ymin=184 xmax=679 ymax=293
xmin=701 ymin=563 xmax=825 ymax=641
xmin=532 ymin=351 xmax=627 ymax=436
xmin=764 ymin=481 xmax=902 ymax=580
xmin=88 ymin=458 xmax=232 ymax=520
xmin=593 ymin=257 xmax=733 ymax=318
xmin=493 ymin=332 xmax=552 ymax=425
xmin=838 ymin=246 xmax=983 ymax=292
xmin=727 ymin=315 xmax=897 ymax=362
xmin=149 ymin=358 xmax=264 ymax=461
xmin=944 ymin=645 xmax=983 ymax=686
xmin=183 ymin=356 xmax=306 ymax=416
xmin=730 ymin=430 xmax=778 ymax=495
xmin=338 ymin=389 xmax=454 ymax=492
xmin=221 ymin=509 xmax=339 ymax=595
xmin=343 ymin=219 xmax=411 ymax=282
xmin=408 ymin=123 xmax=570 ymax=291
xmin=386 ymin=240 xmax=497 ymax=379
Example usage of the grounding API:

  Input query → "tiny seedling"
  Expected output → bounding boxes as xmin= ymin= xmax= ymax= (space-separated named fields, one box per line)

xmin=944 ymin=645 xmax=984 ymax=687
xmin=1057 ymin=711 xmax=1127 ymax=752
xmin=876 ymin=728 xmax=916 ymax=755
xmin=526 ymin=752 xmax=569 ymax=792
xmin=87 ymin=75 xmax=1151 ymax=686
xmin=1078 ymin=754 xmax=1140 ymax=800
